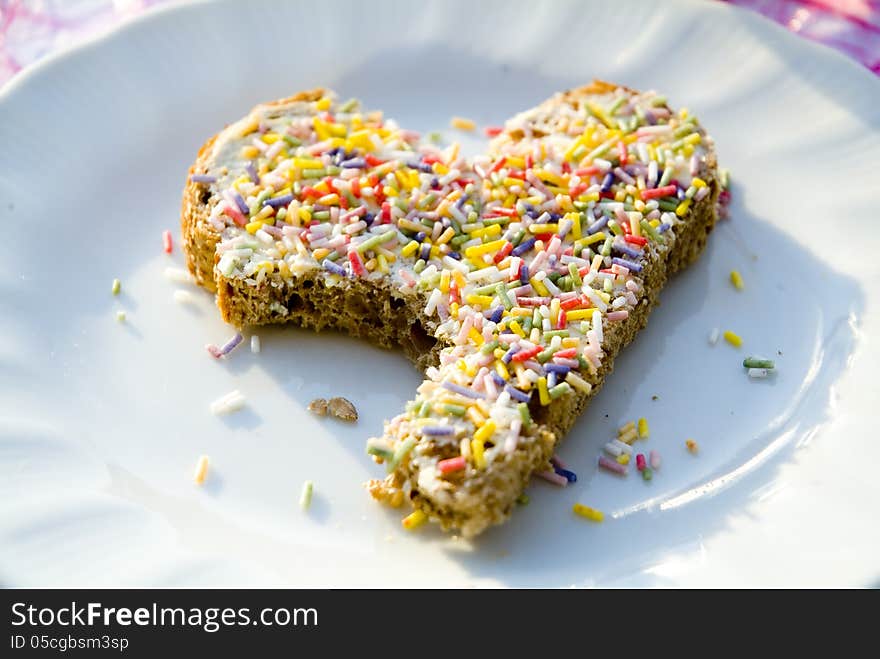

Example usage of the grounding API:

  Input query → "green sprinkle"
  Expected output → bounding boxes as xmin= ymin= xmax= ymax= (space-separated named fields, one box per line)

xmin=518 ymin=402 xmax=531 ymax=427
xmin=657 ymin=199 xmax=679 ymax=212
xmin=301 ymin=167 xmax=326 ymax=179
xmin=111 ymin=278 xmax=121 ymax=296
xmin=366 ymin=439 xmax=394 ymax=461
xmin=413 ymin=260 xmax=426 ymax=274
xmin=601 ymin=236 xmax=613 ymax=257
xmin=356 ymin=230 xmax=396 ymax=254
xmin=282 ymin=135 xmax=302 ymax=147
xmin=418 ymin=400 xmax=432 ymax=418
xmin=427 ymin=131 xmax=443 ymax=144
xmin=568 ymin=263 xmax=582 ymax=287
xmin=543 ymin=330 xmax=569 ymax=339
xmin=300 ymin=480 xmax=314 ymax=510
xmin=516 ymin=494 xmax=530 ymax=506
xmin=442 ymin=404 xmax=467 ymax=417
xmin=642 ymin=467 xmax=653 ymax=482
xmin=658 ymin=167 xmax=674 ymax=187
xmin=338 ymin=98 xmax=359 ymax=113
xmin=496 ymin=283 xmax=513 ymax=310
xmin=537 ymin=348 xmax=555 ymax=363
xmin=743 ymin=357 xmax=775 ymax=369
xmin=607 ymin=219 xmax=624 ymax=237
xmin=387 ymin=436 xmax=417 ymax=474
xmin=480 ymin=340 xmax=499 ymax=355
xmin=549 ymin=382 xmax=572 ymax=399
xmin=640 ymin=219 xmax=665 ymax=244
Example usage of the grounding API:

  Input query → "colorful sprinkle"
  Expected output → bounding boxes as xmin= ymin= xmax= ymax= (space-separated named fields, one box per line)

xmin=685 ymin=439 xmax=699 ymax=454
xmin=162 ymin=230 xmax=173 ymax=254
xmin=450 ymin=116 xmax=476 ymax=131
xmin=111 ymin=278 xmax=121 ymax=295
xmin=300 ymin=480 xmax=314 ymax=510
xmin=743 ymin=356 xmax=775 ymax=369
xmin=730 ymin=269 xmax=744 ymax=290
xmin=723 ymin=330 xmax=743 ymax=348
xmin=637 ymin=417 xmax=649 ymax=438
xmin=193 ymin=455 xmax=209 ymax=485
xmin=402 ymin=509 xmax=428 ymax=530
xmin=572 ymin=503 xmax=604 ymax=522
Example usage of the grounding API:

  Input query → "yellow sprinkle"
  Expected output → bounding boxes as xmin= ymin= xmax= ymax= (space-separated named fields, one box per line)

xmin=240 ymin=145 xmax=260 ymax=159
xmin=467 ymin=406 xmax=486 ymax=428
xmin=298 ymin=207 xmax=312 ymax=222
xmin=401 ymin=240 xmax=419 ymax=258
xmin=565 ymin=309 xmax=595 ymax=322
xmin=471 ymin=438 xmax=487 ymax=468
xmin=495 ymin=360 xmax=510 ymax=381
xmin=245 ymin=220 xmax=264 ymax=234
xmin=723 ymin=330 xmax=743 ymax=348
xmin=730 ymin=270 xmax=744 ymax=290
xmin=193 ymin=455 xmax=209 ymax=485
xmin=686 ymin=439 xmax=699 ymax=454
xmin=618 ymin=428 xmax=639 ymax=445
xmin=437 ymin=227 xmax=456 ymax=245
xmin=439 ymin=271 xmax=450 ymax=293
xmin=311 ymin=247 xmax=331 ymax=261
xmin=537 ymin=377 xmax=550 ymax=406
xmin=616 ymin=453 xmax=630 ymax=465
xmin=638 ymin=417 xmax=649 ymax=439
xmin=675 ymin=199 xmax=691 ymax=217
xmin=468 ymin=327 xmax=485 ymax=345
xmin=111 ymin=278 xmax=121 ymax=296
xmin=260 ymin=132 xmax=281 ymax=144
xmin=402 ymin=509 xmax=427 ymax=530
xmin=692 ymin=177 xmax=707 ymax=188
xmin=465 ymin=294 xmax=494 ymax=308
xmin=450 ymin=116 xmax=476 ymax=131
xmin=465 ymin=238 xmax=507 ymax=258
xmin=618 ymin=420 xmax=635 ymax=435
xmin=470 ymin=224 xmax=502 ymax=240
xmin=528 ymin=223 xmax=559 ymax=234
xmin=509 ymin=320 xmax=525 ymax=338
xmin=473 ymin=420 xmax=496 ymax=444
xmin=530 ymin=277 xmax=550 ymax=297
xmin=315 ymin=96 xmax=331 ymax=111
xmin=572 ymin=503 xmax=604 ymax=522
xmin=293 ymin=157 xmax=323 ymax=169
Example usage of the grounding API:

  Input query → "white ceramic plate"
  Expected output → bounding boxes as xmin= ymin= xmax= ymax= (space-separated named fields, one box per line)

xmin=1 ymin=0 xmax=878 ymax=587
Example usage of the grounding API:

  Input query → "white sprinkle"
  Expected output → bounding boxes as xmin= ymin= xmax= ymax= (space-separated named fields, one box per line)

xmin=250 ymin=335 xmax=261 ymax=353
xmin=603 ymin=441 xmax=623 ymax=457
xmin=611 ymin=439 xmax=634 ymax=455
xmin=210 ymin=389 xmax=246 ymax=415
xmin=708 ymin=327 xmax=720 ymax=345
xmin=748 ymin=368 xmax=770 ymax=379
xmin=164 ymin=266 xmax=192 ymax=284
xmin=173 ymin=289 xmax=195 ymax=305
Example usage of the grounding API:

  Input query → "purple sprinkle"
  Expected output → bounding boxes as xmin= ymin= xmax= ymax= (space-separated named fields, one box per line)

xmin=600 ymin=172 xmax=614 ymax=193
xmin=341 ymin=157 xmax=367 ymax=169
xmin=554 ymin=466 xmax=578 ymax=483
xmin=447 ymin=251 xmax=461 ymax=260
xmin=422 ymin=425 xmax=455 ymax=436
xmin=501 ymin=345 xmax=518 ymax=364
xmin=505 ymin=384 xmax=531 ymax=403
xmin=612 ymin=257 xmax=642 ymax=273
xmin=442 ymin=381 xmax=482 ymax=399
xmin=587 ymin=216 xmax=609 ymax=235
xmin=544 ymin=363 xmax=570 ymax=377
xmin=490 ymin=372 xmax=505 ymax=387
xmin=658 ymin=222 xmax=672 ymax=233
xmin=245 ymin=162 xmax=259 ymax=184
xmin=190 ymin=174 xmax=216 ymax=184
xmin=262 ymin=224 xmax=283 ymax=237
xmin=455 ymin=196 xmax=467 ymax=210
xmin=232 ymin=192 xmax=249 ymax=215
xmin=613 ymin=241 xmax=642 ymax=259
xmin=489 ymin=306 xmax=504 ymax=323
xmin=512 ymin=238 xmax=536 ymax=257
xmin=322 ymin=259 xmax=346 ymax=276
xmin=519 ymin=263 xmax=530 ymax=284
xmin=219 ymin=332 xmax=243 ymax=356
xmin=420 ymin=244 xmax=431 ymax=262
xmin=263 ymin=194 xmax=294 ymax=208
xmin=415 ymin=231 xmax=427 ymax=242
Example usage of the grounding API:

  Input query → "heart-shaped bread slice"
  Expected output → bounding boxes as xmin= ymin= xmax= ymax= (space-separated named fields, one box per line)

xmin=182 ymin=81 xmax=720 ymax=537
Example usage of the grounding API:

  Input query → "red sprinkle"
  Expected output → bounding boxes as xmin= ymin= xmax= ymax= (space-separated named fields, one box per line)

xmin=162 ymin=230 xmax=173 ymax=254
xmin=640 ymin=184 xmax=677 ymax=200
xmin=438 ymin=456 xmax=467 ymax=474
xmin=364 ymin=154 xmax=385 ymax=167
xmin=618 ymin=140 xmax=628 ymax=166
xmin=557 ymin=310 xmax=567 ymax=329
xmin=553 ymin=348 xmax=578 ymax=359
xmin=625 ymin=234 xmax=648 ymax=246
xmin=348 ymin=250 xmax=365 ymax=276
xmin=484 ymin=126 xmax=503 ymax=137
xmin=488 ymin=157 xmax=507 ymax=174
xmin=636 ymin=454 xmax=647 ymax=471
xmin=511 ymin=346 xmax=542 ymax=362
xmin=493 ymin=241 xmax=514 ymax=264
xmin=223 ymin=204 xmax=247 ymax=227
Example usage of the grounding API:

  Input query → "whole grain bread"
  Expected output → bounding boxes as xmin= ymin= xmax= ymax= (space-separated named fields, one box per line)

xmin=181 ymin=82 xmax=719 ymax=537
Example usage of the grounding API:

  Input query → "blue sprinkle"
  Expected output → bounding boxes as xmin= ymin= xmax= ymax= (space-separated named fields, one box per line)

xmin=263 ymin=193 xmax=294 ymax=208
xmin=544 ymin=364 xmax=570 ymax=377
xmin=658 ymin=222 xmax=672 ymax=233
xmin=512 ymin=237 xmax=536 ymax=257
xmin=245 ymin=162 xmax=259 ymax=184
xmin=554 ymin=467 xmax=578 ymax=483
xmin=447 ymin=251 xmax=461 ymax=260
xmin=490 ymin=372 xmax=505 ymax=387
xmin=422 ymin=426 xmax=455 ymax=436
xmin=341 ymin=157 xmax=367 ymax=169
xmin=190 ymin=174 xmax=217 ymax=184
xmin=232 ymin=192 xmax=249 ymax=215
xmin=611 ymin=257 xmax=642 ymax=272
xmin=420 ymin=244 xmax=431 ymax=261
xmin=415 ymin=231 xmax=427 ymax=242
xmin=322 ymin=259 xmax=346 ymax=276
xmin=489 ymin=307 xmax=504 ymax=323
xmin=613 ymin=242 xmax=642 ymax=259
xmin=442 ymin=381 xmax=483 ymax=399
xmin=505 ymin=384 xmax=531 ymax=403
xmin=600 ymin=172 xmax=615 ymax=192
xmin=587 ymin=216 xmax=608 ymax=235
xmin=519 ymin=263 xmax=530 ymax=284
xmin=501 ymin=345 xmax=518 ymax=364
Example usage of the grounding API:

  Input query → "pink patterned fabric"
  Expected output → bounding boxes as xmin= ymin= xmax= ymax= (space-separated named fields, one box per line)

xmin=1 ymin=0 xmax=879 ymax=87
